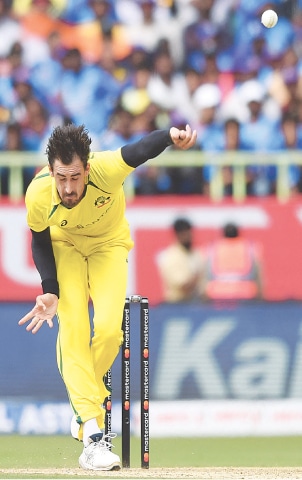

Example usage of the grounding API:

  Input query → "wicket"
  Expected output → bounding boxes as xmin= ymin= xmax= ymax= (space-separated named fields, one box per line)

xmin=104 ymin=295 xmax=150 ymax=469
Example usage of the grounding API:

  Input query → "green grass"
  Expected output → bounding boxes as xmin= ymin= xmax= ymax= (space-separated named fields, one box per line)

xmin=0 ymin=435 xmax=301 ymax=478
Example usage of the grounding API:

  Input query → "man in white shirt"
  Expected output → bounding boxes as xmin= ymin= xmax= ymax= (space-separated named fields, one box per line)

xmin=157 ymin=217 xmax=205 ymax=303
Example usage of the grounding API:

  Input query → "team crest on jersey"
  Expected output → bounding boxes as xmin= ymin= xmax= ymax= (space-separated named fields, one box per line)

xmin=94 ymin=195 xmax=111 ymax=208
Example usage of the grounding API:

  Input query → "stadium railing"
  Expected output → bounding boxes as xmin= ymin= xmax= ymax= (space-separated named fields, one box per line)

xmin=0 ymin=150 xmax=301 ymax=202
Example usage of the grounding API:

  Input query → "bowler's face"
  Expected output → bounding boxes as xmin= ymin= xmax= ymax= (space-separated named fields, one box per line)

xmin=50 ymin=156 xmax=90 ymax=208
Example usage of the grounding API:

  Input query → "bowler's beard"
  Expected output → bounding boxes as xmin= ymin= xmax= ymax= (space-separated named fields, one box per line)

xmin=60 ymin=186 xmax=86 ymax=208
xmin=61 ymin=194 xmax=79 ymax=208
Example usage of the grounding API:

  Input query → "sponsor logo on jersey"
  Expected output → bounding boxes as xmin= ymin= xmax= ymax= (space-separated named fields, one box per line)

xmin=94 ymin=196 xmax=111 ymax=208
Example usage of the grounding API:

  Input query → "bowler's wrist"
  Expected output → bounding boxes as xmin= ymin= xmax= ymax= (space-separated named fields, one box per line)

xmin=42 ymin=279 xmax=59 ymax=298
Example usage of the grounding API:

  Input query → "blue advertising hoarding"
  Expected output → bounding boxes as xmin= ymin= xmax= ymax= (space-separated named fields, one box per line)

xmin=1 ymin=301 xmax=302 ymax=402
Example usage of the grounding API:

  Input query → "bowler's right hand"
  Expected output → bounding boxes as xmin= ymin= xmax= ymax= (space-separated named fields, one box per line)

xmin=18 ymin=293 xmax=58 ymax=334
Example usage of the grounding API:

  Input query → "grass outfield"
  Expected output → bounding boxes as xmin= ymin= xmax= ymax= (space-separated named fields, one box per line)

xmin=0 ymin=435 xmax=302 ymax=473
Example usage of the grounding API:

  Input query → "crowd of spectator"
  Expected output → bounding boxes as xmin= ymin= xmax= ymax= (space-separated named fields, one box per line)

xmin=1 ymin=0 xmax=302 ymax=196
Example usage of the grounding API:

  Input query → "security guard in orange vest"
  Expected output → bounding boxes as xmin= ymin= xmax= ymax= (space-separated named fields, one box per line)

xmin=204 ymin=222 xmax=263 ymax=301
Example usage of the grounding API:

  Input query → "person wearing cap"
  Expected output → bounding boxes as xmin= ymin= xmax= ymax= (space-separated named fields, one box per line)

xmin=156 ymin=217 xmax=205 ymax=303
xmin=193 ymin=83 xmax=224 ymax=149
xmin=239 ymin=79 xmax=283 ymax=196
xmin=193 ymin=83 xmax=227 ymax=195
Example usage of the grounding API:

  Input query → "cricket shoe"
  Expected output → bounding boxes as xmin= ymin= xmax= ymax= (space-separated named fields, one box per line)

xmin=79 ymin=432 xmax=121 ymax=471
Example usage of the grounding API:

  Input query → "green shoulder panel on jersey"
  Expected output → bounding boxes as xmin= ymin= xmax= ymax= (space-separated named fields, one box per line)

xmin=88 ymin=179 xmax=111 ymax=194
xmin=48 ymin=204 xmax=59 ymax=219
xmin=34 ymin=172 xmax=50 ymax=181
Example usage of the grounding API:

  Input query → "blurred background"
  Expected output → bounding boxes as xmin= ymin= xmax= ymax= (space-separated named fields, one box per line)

xmin=1 ymin=0 xmax=302 ymax=441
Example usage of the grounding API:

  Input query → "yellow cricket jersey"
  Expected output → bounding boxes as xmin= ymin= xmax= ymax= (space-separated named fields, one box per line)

xmin=25 ymin=149 xmax=135 ymax=245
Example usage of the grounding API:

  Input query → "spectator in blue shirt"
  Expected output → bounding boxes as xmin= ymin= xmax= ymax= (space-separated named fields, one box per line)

xmin=193 ymin=83 xmax=225 ymax=192
xmin=239 ymin=79 xmax=283 ymax=196
xmin=29 ymin=32 xmax=65 ymax=117
xmin=98 ymin=106 xmax=142 ymax=151
xmin=59 ymin=48 xmax=121 ymax=136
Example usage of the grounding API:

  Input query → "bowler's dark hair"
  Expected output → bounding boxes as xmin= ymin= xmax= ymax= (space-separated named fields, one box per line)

xmin=46 ymin=124 xmax=91 ymax=169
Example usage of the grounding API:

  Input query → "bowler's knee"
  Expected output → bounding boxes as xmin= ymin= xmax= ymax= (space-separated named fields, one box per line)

xmin=93 ymin=326 xmax=123 ymax=347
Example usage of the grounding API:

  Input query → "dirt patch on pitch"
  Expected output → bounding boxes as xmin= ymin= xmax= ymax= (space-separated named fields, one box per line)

xmin=1 ymin=468 xmax=302 ymax=479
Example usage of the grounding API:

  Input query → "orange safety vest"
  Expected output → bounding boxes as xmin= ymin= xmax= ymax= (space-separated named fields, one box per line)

xmin=205 ymin=238 xmax=259 ymax=300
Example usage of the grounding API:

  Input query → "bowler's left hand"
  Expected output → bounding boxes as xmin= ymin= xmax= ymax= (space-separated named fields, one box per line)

xmin=18 ymin=293 xmax=58 ymax=334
